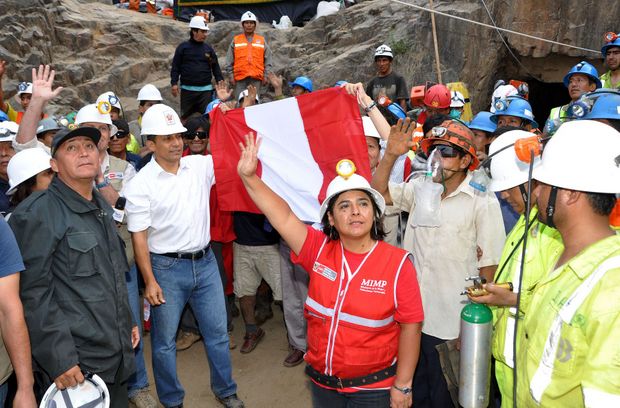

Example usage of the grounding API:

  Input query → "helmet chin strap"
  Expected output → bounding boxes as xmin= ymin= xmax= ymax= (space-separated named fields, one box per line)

xmin=545 ymin=186 xmax=559 ymax=228
xmin=519 ymin=184 xmax=528 ymax=205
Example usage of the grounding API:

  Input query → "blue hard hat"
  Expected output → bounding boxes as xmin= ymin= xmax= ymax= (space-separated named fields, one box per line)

xmin=204 ymin=98 xmax=221 ymax=115
xmin=582 ymin=92 xmax=620 ymax=121
xmin=387 ymin=103 xmax=406 ymax=120
xmin=601 ymin=33 xmax=620 ymax=57
xmin=490 ymin=96 xmax=539 ymax=129
xmin=334 ymin=80 xmax=348 ymax=87
xmin=563 ymin=61 xmax=602 ymax=89
xmin=468 ymin=111 xmax=497 ymax=134
xmin=0 ymin=110 xmax=7 ymax=122
xmin=289 ymin=76 xmax=313 ymax=92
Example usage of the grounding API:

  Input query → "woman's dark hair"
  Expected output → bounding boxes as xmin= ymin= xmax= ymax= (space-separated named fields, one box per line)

xmin=422 ymin=113 xmax=451 ymax=136
xmin=9 ymin=175 xmax=37 ymax=207
xmin=321 ymin=189 xmax=387 ymax=241
xmin=185 ymin=116 xmax=210 ymax=136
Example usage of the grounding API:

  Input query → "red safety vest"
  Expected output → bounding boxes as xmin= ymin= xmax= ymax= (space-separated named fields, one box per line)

xmin=233 ymin=33 xmax=266 ymax=81
xmin=304 ymin=238 xmax=410 ymax=380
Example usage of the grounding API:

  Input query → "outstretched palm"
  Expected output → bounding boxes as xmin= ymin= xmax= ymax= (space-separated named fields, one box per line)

xmin=31 ymin=65 xmax=63 ymax=102
xmin=386 ymin=118 xmax=415 ymax=156
xmin=237 ymin=132 xmax=261 ymax=178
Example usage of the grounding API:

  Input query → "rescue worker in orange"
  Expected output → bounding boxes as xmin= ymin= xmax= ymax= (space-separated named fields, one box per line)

xmin=225 ymin=11 xmax=273 ymax=100
xmin=237 ymin=134 xmax=423 ymax=408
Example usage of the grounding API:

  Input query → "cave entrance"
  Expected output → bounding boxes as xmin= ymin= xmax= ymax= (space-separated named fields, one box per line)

xmin=527 ymin=79 xmax=571 ymax=126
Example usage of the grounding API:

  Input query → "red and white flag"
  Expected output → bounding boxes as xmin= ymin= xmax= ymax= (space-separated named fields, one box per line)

xmin=210 ymin=87 xmax=370 ymax=222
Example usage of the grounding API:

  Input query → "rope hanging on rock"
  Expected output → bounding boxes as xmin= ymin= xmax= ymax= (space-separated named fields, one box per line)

xmin=391 ymin=0 xmax=600 ymax=54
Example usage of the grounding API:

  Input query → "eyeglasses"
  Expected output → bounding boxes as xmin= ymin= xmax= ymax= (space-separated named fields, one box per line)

xmin=430 ymin=144 xmax=462 ymax=158
xmin=184 ymin=131 xmax=208 ymax=140
xmin=111 ymin=132 xmax=128 ymax=139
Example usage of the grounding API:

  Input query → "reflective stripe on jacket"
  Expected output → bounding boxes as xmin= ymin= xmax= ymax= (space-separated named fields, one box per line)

xmin=233 ymin=34 xmax=266 ymax=81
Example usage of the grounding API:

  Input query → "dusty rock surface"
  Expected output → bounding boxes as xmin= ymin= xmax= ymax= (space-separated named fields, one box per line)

xmin=1 ymin=0 xmax=618 ymax=119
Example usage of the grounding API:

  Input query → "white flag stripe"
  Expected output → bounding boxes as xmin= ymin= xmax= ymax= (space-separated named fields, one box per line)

xmin=244 ymin=97 xmax=324 ymax=222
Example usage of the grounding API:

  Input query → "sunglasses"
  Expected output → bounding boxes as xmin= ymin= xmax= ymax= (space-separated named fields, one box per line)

xmin=111 ymin=132 xmax=128 ymax=139
xmin=184 ymin=131 xmax=208 ymax=140
xmin=430 ymin=144 xmax=462 ymax=158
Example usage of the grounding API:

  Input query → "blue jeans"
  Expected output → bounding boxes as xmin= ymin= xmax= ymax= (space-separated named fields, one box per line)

xmin=150 ymin=250 xmax=236 ymax=407
xmin=310 ymin=382 xmax=390 ymax=407
xmin=0 ymin=381 xmax=7 ymax=407
xmin=126 ymin=264 xmax=150 ymax=397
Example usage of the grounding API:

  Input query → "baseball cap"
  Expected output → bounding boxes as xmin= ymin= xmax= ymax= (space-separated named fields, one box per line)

xmin=51 ymin=127 xmax=101 ymax=156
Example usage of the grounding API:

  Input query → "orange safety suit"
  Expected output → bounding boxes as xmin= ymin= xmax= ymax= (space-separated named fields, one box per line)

xmin=232 ymin=34 xmax=266 ymax=81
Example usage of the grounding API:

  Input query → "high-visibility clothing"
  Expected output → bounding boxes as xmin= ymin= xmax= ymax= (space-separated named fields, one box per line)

xmin=548 ymin=105 xmax=570 ymax=123
xmin=517 ymin=234 xmax=620 ymax=407
xmin=304 ymin=237 xmax=410 ymax=381
xmin=232 ymin=34 xmax=266 ymax=81
xmin=490 ymin=208 xmax=563 ymax=407
xmin=600 ymin=71 xmax=620 ymax=89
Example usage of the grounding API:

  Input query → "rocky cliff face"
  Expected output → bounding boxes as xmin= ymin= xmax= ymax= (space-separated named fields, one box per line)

xmin=1 ymin=0 xmax=618 ymax=119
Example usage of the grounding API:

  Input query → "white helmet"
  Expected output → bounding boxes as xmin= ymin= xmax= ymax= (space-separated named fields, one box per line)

xmin=136 ymin=84 xmax=163 ymax=102
xmin=488 ymin=130 xmax=540 ymax=192
xmin=450 ymin=91 xmax=466 ymax=108
xmin=0 ymin=121 xmax=19 ymax=141
xmin=319 ymin=160 xmax=386 ymax=219
xmin=241 ymin=11 xmax=257 ymax=23
xmin=39 ymin=373 xmax=110 ymax=408
xmin=140 ymin=104 xmax=187 ymax=137
xmin=7 ymin=148 xmax=51 ymax=195
xmin=17 ymin=81 xmax=33 ymax=95
xmin=533 ymin=120 xmax=620 ymax=194
xmin=490 ymin=84 xmax=518 ymax=113
xmin=374 ymin=44 xmax=393 ymax=59
xmin=75 ymin=104 xmax=118 ymax=136
xmin=96 ymin=91 xmax=122 ymax=111
xmin=189 ymin=15 xmax=209 ymax=30
xmin=362 ymin=116 xmax=380 ymax=139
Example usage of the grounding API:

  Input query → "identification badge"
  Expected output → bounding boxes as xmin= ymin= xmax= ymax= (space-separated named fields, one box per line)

xmin=313 ymin=262 xmax=337 ymax=281
xmin=113 ymin=208 xmax=125 ymax=224
xmin=106 ymin=172 xmax=124 ymax=180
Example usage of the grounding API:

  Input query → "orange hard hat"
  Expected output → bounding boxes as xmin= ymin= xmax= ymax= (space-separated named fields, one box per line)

xmin=420 ymin=120 xmax=480 ymax=170
xmin=423 ymin=84 xmax=451 ymax=109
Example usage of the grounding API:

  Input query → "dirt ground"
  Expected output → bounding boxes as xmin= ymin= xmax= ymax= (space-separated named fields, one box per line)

xmin=139 ymin=307 xmax=312 ymax=407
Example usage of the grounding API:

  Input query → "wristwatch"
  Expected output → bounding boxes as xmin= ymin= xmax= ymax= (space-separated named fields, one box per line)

xmin=392 ymin=384 xmax=413 ymax=395
xmin=96 ymin=179 xmax=110 ymax=189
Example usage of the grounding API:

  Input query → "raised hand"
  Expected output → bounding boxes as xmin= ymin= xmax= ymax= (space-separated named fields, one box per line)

xmin=266 ymin=72 xmax=283 ymax=91
xmin=237 ymin=132 xmax=261 ymax=178
xmin=386 ymin=119 xmax=415 ymax=157
xmin=343 ymin=82 xmax=373 ymax=107
xmin=215 ymin=80 xmax=232 ymax=101
xmin=30 ymin=65 xmax=63 ymax=103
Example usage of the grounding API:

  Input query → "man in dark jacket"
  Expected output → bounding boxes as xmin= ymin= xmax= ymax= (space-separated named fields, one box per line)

xmin=8 ymin=127 xmax=137 ymax=407
xmin=170 ymin=16 xmax=224 ymax=121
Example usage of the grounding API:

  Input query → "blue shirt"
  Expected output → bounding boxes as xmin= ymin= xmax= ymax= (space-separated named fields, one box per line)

xmin=0 ymin=179 xmax=9 ymax=216
xmin=496 ymin=192 xmax=519 ymax=234
xmin=0 ymin=217 xmax=24 ymax=278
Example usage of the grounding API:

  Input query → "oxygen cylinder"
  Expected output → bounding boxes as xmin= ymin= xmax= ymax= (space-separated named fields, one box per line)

xmin=459 ymin=303 xmax=493 ymax=408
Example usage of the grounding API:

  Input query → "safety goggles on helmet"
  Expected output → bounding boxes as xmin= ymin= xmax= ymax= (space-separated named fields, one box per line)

xmin=184 ymin=131 xmax=208 ymax=139
xmin=430 ymin=144 xmax=463 ymax=158
xmin=420 ymin=120 xmax=479 ymax=170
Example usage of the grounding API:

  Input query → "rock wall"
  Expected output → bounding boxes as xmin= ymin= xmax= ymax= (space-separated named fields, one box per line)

xmin=0 ymin=0 xmax=618 ymax=119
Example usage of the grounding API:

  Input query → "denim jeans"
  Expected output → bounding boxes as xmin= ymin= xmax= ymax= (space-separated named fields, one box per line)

xmin=125 ymin=264 xmax=150 ymax=397
xmin=310 ymin=382 xmax=390 ymax=407
xmin=150 ymin=250 xmax=236 ymax=407
xmin=0 ymin=381 xmax=7 ymax=407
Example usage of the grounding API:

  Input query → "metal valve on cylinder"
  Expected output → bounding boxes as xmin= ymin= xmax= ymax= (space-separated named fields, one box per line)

xmin=459 ymin=277 xmax=493 ymax=408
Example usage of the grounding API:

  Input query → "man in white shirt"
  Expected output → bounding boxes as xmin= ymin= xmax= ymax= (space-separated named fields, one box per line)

xmin=123 ymin=104 xmax=243 ymax=408
xmin=372 ymin=118 xmax=505 ymax=408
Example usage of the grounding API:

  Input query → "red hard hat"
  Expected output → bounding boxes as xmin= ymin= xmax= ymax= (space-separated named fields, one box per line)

xmin=423 ymin=84 xmax=451 ymax=109
xmin=420 ymin=120 xmax=480 ymax=170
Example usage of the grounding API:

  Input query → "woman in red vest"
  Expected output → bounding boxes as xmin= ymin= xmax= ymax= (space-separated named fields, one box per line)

xmin=237 ymin=134 xmax=423 ymax=408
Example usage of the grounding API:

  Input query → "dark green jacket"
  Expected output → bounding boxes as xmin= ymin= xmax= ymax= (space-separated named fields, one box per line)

xmin=8 ymin=177 xmax=135 ymax=383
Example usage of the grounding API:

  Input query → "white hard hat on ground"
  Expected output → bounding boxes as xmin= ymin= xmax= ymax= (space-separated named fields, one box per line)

xmin=533 ymin=120 xmax=620 ymax=194
xmin=241 ymin=11 xmax=257 ymax=23
xmin=450 ymin=91 xmax=466 ymax=108
xmin=17 ymin=82 xmax=33 ymax=95
xmin=488 ymin=130 xmax=541 ymax=192
xmin=75 ymin=104 xmax=118 ymax=136
xmin=374 ymin=44 xmax=393 ymax=59
xmin=137 ymin=84 xmax=163 ymax=101
xmin=140 ymin=104 xmax=187 ymax=137
xmin=39 ymin=373 xmax=110 ymax=408
xmin=319 ymin=160 xmax=386 ymax=219
xmin=7 ymin=148 xmax=51 ymax=195
xmin=189 ymin=16 xmax=209 ymax=30
xmin=362 ymin=116 xmax=380 ymax=139
xmin=96 ymin=91 xmax=122 ymax=111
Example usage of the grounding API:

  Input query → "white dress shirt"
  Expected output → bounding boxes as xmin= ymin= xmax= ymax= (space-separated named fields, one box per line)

xmin=122 ymin=154 xmax=215 ymax=253
xmin=389 ymin=173 xmax=506 ymax=339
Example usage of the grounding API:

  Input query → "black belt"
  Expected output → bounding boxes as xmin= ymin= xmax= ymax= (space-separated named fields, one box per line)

xmin=158 ymin=245 xmax=210 ymax=260
xmin=305 ymin=363 xmax=397 ymax=389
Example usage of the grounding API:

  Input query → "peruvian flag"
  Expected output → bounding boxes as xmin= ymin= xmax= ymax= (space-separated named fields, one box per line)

xmin=210 ymin=87 xmax=370 ymax=223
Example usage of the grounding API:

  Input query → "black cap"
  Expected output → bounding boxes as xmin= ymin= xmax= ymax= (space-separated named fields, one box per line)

xmin=51 ymin=126 xmax=101 ymax=157
xmin=112 ymin=119 xmax=130 ymax=136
